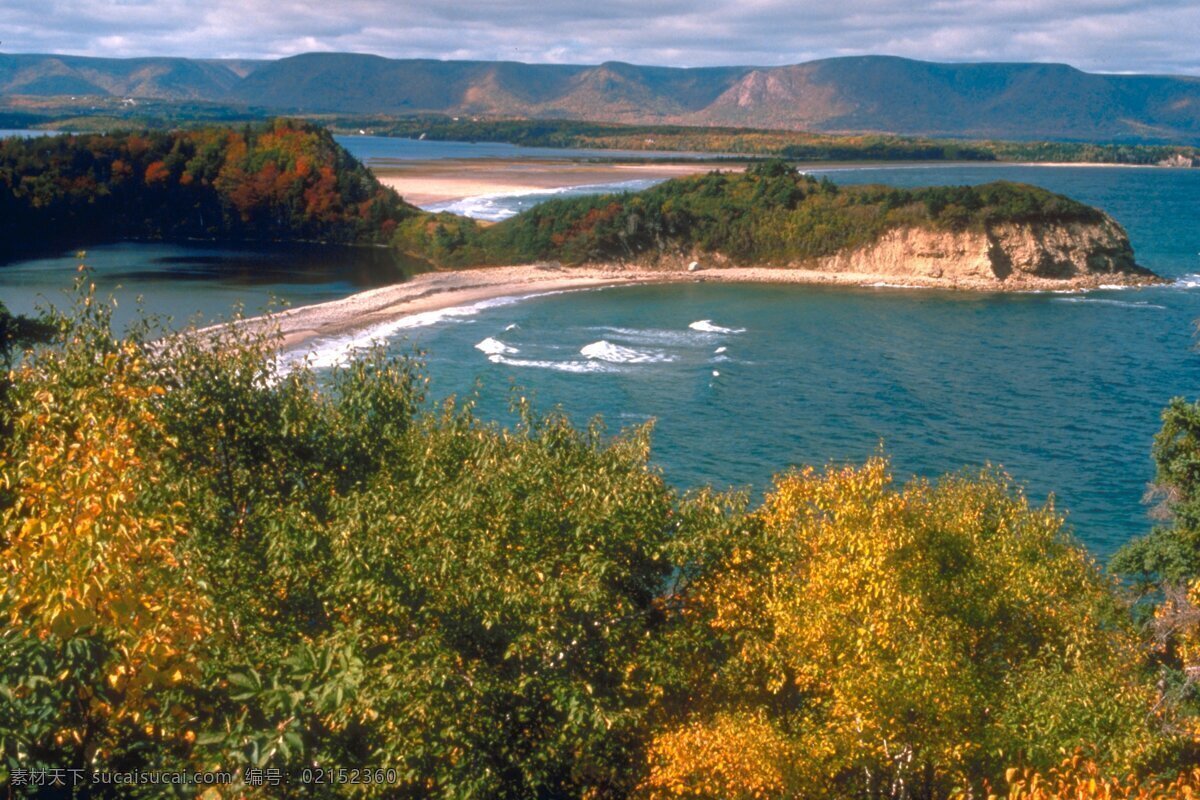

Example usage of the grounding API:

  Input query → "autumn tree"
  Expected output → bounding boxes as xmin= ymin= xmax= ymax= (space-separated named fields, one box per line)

xmin=642 ymin=459 xmax=1168 ymax=799
xmin=0 ymin=278 xmax=209 ymax=784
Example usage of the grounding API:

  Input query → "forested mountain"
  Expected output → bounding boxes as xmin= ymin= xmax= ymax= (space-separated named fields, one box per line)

xmin=0 ymin=120 xmax=417 ymax=258
xmin=4 ymin=51 xmax=1200 ymax=142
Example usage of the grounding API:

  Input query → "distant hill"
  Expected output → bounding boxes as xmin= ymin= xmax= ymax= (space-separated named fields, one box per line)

xmin=0 ymin=53 xmax=259 ymax=100
xmin=4 ymin=51 xmax=1200 ymax=142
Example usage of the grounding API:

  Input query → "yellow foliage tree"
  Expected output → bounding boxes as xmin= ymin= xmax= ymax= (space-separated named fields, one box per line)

xmin=1001 ymin=756 xmax=1200 ymax=799
xmin=1 ymin=321 xmax=207 ymax=761
xmin=643 ymin=459 xmax=1162 ymax=799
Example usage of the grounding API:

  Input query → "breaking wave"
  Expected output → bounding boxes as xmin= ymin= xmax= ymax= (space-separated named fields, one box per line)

xmin=688 ymin=319 xmax=746 ymax=334
xmin=580 ymin=340 xmax=675 ymax=364
xmin=475 ymin=337 xmax=519 ymax=356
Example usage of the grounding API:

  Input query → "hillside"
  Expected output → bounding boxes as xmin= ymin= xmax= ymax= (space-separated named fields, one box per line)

xmin=0 ymin=125 xmax=1159 ymax=288
xmin=0 ymin=120 xmax=419 ymax=259
xmin=0 ymin=53 xmax=256 ymax=100
xmin=6 ymin=51 xmax=1200 ymax=142
xmin=218 ymin=53 xmax=1200 ymax=142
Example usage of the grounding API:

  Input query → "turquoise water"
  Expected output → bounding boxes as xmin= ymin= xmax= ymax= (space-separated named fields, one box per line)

xmin=348 ymin=164 xmax=1198 ymax=558
xmin=2 ymin=158 xmax=1199 ymax=556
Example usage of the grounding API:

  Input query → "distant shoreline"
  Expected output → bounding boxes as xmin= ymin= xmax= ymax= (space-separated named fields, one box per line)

xmin=373 ymin=160 xmax=745 ymax=205
xmin=371 ymin=158 xmax=1169 ymax=206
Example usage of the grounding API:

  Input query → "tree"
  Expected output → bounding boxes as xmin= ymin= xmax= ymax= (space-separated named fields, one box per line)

xmin=1112 ymin=398 xmax=1200 ymax=585
xmin=642 ymin=459 xmax=1165 ymax=799
xmin=0 ymin=284 xmax=208 ymax=785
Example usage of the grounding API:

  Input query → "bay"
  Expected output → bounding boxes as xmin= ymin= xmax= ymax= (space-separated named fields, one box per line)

xmin=367 ymin=163 xmax=1200 ymax=558
xmin=2 ymin=150 xmax=1199 ymax=557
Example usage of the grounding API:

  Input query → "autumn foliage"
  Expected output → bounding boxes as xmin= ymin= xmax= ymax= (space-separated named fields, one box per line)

xmin=641 ymin=460 xmax=1174 ymax=800
xmin=0 ymin=280 xmax=1198 ymax=797
xmin=0 ymin=120 xmax=420 ymax=258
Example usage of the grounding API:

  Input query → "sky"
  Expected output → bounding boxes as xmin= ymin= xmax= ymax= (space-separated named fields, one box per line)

xmin=2 ymin=0 xmax=1199 ymax=75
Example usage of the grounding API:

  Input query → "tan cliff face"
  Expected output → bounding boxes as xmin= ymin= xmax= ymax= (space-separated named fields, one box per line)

xmin=809 ymin=216 xmax=1157 ymax=289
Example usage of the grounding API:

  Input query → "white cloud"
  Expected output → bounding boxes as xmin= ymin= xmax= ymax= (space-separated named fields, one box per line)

xmin=1 ymin=0 xmax=1198 ymax=74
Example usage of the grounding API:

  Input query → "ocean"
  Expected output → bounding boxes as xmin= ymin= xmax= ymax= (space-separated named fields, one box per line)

xmin=2 ymin=139 xmax=1198 ymax=558
xmin=362 ymin=162 xmax=1200 ymax=558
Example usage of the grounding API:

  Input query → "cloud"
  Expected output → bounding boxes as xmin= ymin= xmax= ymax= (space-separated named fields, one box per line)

xmin=2 ymin=0 xmax=1198 ymax=75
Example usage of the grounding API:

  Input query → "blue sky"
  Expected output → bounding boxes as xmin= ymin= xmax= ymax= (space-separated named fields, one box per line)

xmin=3 ymin=0 xmax=1199 ymax=74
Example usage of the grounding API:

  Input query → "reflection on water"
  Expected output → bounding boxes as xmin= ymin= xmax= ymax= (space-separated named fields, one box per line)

xmin=0 ymin=241 xmax=432 ymax=331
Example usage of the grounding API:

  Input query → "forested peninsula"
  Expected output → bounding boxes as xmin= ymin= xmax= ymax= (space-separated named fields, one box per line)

xmin=0 ymin=120 xmax=1160 ymax=289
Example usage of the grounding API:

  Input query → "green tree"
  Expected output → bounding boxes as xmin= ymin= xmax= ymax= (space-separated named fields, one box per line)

xmin=1112 ymin=398 xmax=1200 ymax=584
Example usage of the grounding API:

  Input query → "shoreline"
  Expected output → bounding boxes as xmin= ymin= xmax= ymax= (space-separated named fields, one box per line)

xmin=236 ymin=263 xmax=1162 ymax=355
xmin=374 ymin=160 xmax=743 ymax=205
xmin=372 ymin=159 xmax=1174 ymax=205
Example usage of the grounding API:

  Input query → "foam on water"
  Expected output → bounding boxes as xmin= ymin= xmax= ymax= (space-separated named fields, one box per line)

xmin=867 ymin=281 xmax=927 ymax=290
xmin=1054 ymin=297 xmax=1167 ymax=309
xmin=475 ymin=337 xmax=519 ymax=356
xmin=580 ymin=340 xmax=675 ymax=364
xmin=1174 ymin=273 xmax=1200 ymax=288
xmin=714 ymin=346 xmax=727 ymax=354
xmin=423 ymin=178 xmax=663 ymax=222
xmin=595 ymin=326 xmax=702 ymax=345
xmin=487 ymin=355 xmax=612 ymax=373
xmin=689 ymin=319 xmax=747 ymax=334
xmin=285 ymin=293 xmax=552 ymax=371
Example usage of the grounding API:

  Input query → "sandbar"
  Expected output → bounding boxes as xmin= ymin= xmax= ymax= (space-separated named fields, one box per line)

xmin=374 ymin=159 xmax=743 ymax=205
xmin=231 ymin=262 xmax=1155 ymax=356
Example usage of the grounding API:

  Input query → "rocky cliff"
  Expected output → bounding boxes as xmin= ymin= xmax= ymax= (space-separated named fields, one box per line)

xmin=810 ymin=216 xmax=1159 ymax=289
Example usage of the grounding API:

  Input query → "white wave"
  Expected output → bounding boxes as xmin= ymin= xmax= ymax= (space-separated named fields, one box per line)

xmin=867 ymin=281 xmax=928 ymax=289
xmin=714 ymin=346 xmax=727 ymax=354
xmin=504 ymin=323 xmax=520 ymax=331
xmin=688 ymin=319 xmax=746 ymax=334
xmin=1053 ymin=297 xmax=1166 ymax=309
xmin=712 ymin=354 xmax=730 ymax=363
xmin=488 ymin=355 xmax=611 ymax=373
xmin=1174 ymin=273 xmax=1200 ymax=288
xmin=283 ymin=292 xmax=563 ymax=371
xmin=594 ymin=326 xmax=701 ymax=346
xmin=422 ymin=178 xmax=663 ymax=221
xmin=475 ymin=337 xmax=518 ymax=356
xmin=581 ymin=340 xmax=675 ymax=364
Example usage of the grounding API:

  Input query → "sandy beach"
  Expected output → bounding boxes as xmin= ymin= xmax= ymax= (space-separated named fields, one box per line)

xmin=239 ymin=262 xmax=1156 ymax=356
xmin=374 ymin=159 xmax=742 ymax=205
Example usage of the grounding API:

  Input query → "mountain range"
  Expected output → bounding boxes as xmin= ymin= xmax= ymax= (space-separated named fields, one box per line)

xmin=3 ymin=51 xmax=1200 ymax=142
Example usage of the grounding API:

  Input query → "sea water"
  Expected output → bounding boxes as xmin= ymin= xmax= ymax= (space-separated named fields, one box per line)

xmin=334 ymin=134 xmax=725 ymax=164
xmin=354 ymin=164 xmax=1200 ymax=558
xmin=2 ymin=161 xmax=1199 ymax=557
xmin=0 ymin=241 xmax=426 ymax=331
